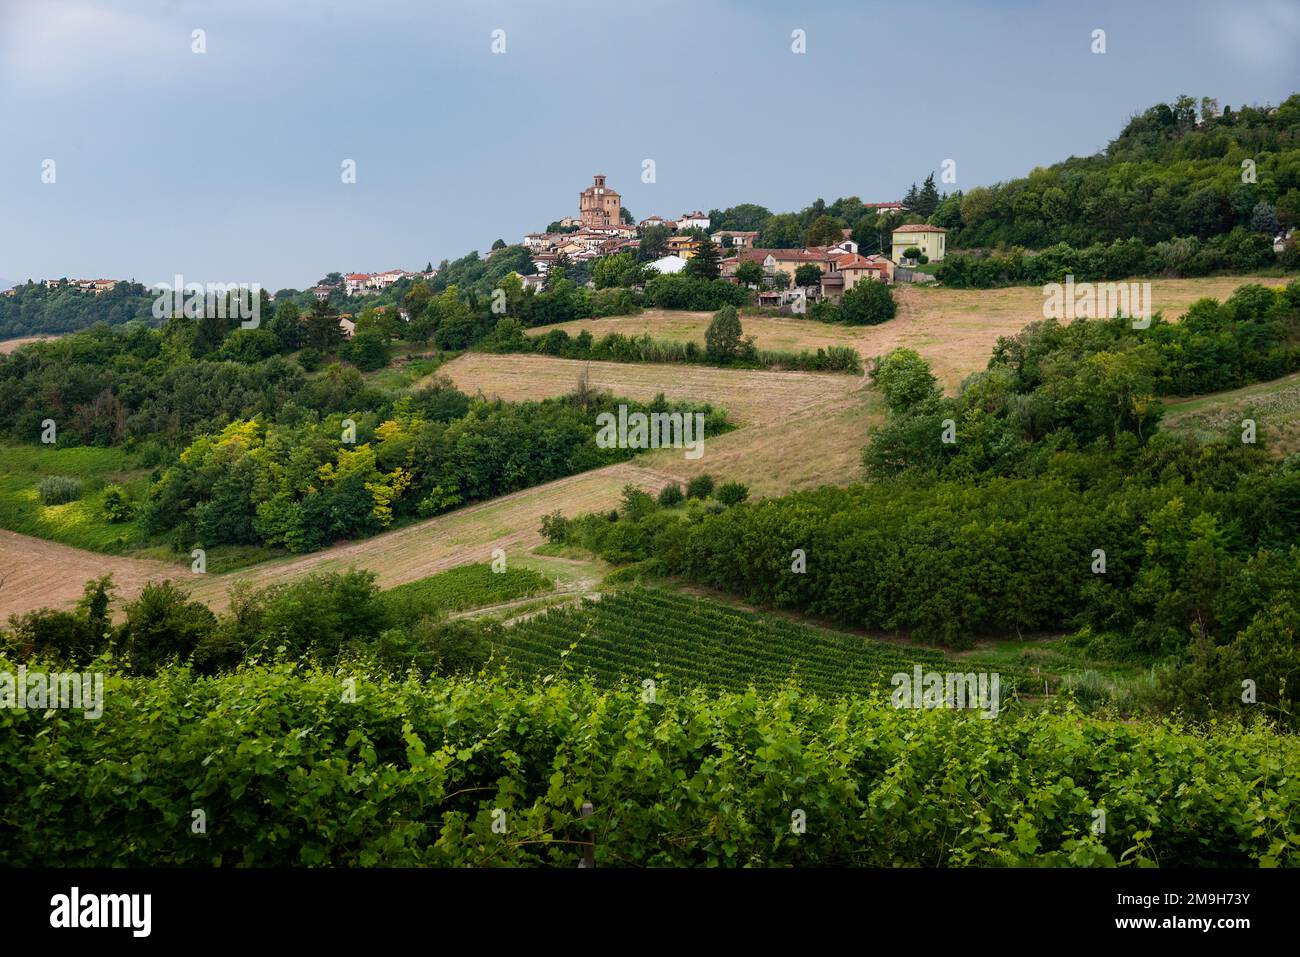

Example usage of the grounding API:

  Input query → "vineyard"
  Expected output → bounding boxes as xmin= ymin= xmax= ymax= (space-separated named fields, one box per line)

xmin=498 ymin=587 xmax=1016 ymax=697
xmin=382 ymin=563 xmax=553 ymax=623
xmin=5 ymin=660 xmax=1296 ymax=867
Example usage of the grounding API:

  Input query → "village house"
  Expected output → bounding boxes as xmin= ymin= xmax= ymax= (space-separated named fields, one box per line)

xmin=711 ymin=230 xmax=759 ymax=248
xmin=666 ymin=235 xmax=703 ymax=258
xmin=739 ymin=247 xmax=833 ymax=284
xmin=676 ymin=211 xmax=710 ymax=231
xmin=638 ymin=215 xmax=671 ymax=231
xmin=891 ymin=224 xmax=946 ymax=262
xmin=43 ymin=278 xmax=120 ymax=294
xmin=819 ymin=254 xmax=891 ymax=302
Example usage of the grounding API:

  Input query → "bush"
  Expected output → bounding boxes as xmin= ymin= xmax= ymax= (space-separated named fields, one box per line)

xmin=839 ymin=280 xmax=897 ymax=326
xmin=117 ymin=581 xmax=218 ymax=675
xmin=540 ymin=510 xmax=571 ymax=544
xmin=101 ymin=485 xmax=135 ymax=523
xmin=38 ymin=476 xmax=82 ymax=505
xmin=705 ymin=304 xmax=743 ymax=363
xmin=716 ymin=481 xmax=750 ymax=506
xmin=657 ymin=483 xmax=685 ymax=507
xmin=297 ymin=347 xmax=324 ymax=372
xmin=685 ymin=474 xmax=715 ymax=500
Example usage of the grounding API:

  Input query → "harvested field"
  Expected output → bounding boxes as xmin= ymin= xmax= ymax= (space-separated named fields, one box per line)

xmin=528 ymin=275 xmax=1290 ymax=391
xmin=0 ymin=335 xmax=59 ymax=355
xmin=0 ymin=529 xmax=176 ymax=620
xmin=433 ymin=352 xmax=860 ymax=426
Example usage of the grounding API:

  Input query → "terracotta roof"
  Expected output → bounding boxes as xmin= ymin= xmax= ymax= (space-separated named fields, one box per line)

xmin=745 ymin=247 xmax=833 ymax=263
xmin=834 ymin=254 xmax=887 ymax=270
xmin=893 ymin=224 xmax=946 ymax=233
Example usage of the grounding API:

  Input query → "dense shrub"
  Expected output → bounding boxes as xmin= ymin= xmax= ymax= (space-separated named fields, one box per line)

xmin=685 ymin=474 xmax=715 ymax=500
xmin=656 ymin=483 xmax=684 ymax=507
xmin=38 ymin=476 xmax=82 ymax=505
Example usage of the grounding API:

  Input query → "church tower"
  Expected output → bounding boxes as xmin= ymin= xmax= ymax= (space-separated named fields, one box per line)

xmin=579 ymin=174 xmax=621 ymax=228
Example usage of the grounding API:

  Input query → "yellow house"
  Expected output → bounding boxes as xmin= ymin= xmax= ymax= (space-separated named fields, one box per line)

xmin=891 ymin=224 xmax=946 ymax=263
xmin=666 ymin=235 xmax=702 ymax=259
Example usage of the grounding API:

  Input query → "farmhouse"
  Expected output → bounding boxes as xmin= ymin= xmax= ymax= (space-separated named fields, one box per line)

xmin=891 ymin=224 xmax=946 ymax=263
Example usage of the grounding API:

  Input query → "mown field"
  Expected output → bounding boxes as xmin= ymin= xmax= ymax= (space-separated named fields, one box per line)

xmin=529 ymin=275 xmax=1291 ymax=390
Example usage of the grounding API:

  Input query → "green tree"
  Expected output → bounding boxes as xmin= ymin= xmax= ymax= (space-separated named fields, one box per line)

xmin=735 ymin=261 xmax=764 ymax=286
xmin=1250 ymin=202 xmax=1280 ymax=236
xmin=794 ymin=264 xmax=824 ymax=288
xmin=804 ymin=214 xmax=846 ymax=248
xmin=871 ymin=348 xmax=940 ymax=413
xmin=705 ymin=304 xmax=743 ymax=362
xmin=685 ymin=237 xmax=721 ymax=280
xmin=915 ymin=173 xmax=941 ymax=218
xmin=839 ymin=280 xmax=896 ymax=325
xmin=636 ymin=225 xmax=670 ymax=262
xmin=303 ymin=297 xmax=344 ymax=352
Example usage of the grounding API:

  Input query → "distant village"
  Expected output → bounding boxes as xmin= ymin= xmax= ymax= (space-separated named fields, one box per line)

xmin=511 ymin=174 xmax=949 ymax=306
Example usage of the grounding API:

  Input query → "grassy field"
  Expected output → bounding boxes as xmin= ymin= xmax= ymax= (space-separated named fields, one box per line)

xmin=0 ymin=444 xmax=152 ymax=552
xmin=1160 ymin=370 xmax=1300 ymax=456
xmin=527 ymin=275 xmax=1291 ymax=391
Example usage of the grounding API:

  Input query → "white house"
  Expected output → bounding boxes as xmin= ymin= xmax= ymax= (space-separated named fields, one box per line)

xmin=711 ymin=230 xmax=759 ymax=248
xmin=677 ymin=211 xmax=710 ymax=231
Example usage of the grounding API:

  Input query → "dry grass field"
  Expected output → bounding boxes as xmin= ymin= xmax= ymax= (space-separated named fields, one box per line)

xmin=0 ymin=335 xmax=59 ymax=355
xmin=432 ymin=352 xmax=861 ymax=426
xmin=531 ymin=276 xmax=1290 ymax=391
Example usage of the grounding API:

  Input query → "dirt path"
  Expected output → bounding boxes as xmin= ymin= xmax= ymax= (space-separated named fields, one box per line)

xmin=0 ymin=463 xmax=669 ymax=618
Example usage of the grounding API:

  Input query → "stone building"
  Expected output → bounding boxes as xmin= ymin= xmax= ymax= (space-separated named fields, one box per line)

xmin=579 ymin=174 xmax=621 ymax=228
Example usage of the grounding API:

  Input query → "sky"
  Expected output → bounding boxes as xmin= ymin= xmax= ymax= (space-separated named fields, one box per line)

xmin=0 ymin=0 xmax=1297 ymax=291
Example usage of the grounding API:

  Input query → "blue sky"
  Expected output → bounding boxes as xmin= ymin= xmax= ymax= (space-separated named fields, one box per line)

xmin=1 ymin=0 xmax=1297 ymax=290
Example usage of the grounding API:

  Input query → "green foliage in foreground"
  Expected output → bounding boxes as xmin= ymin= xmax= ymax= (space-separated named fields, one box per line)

xmin=2 ymin=661 xmax=1296 ymax=867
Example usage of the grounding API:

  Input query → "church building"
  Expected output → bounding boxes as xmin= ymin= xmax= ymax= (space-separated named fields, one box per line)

xmin=579 ymin=174 xmax=621 ymax=228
